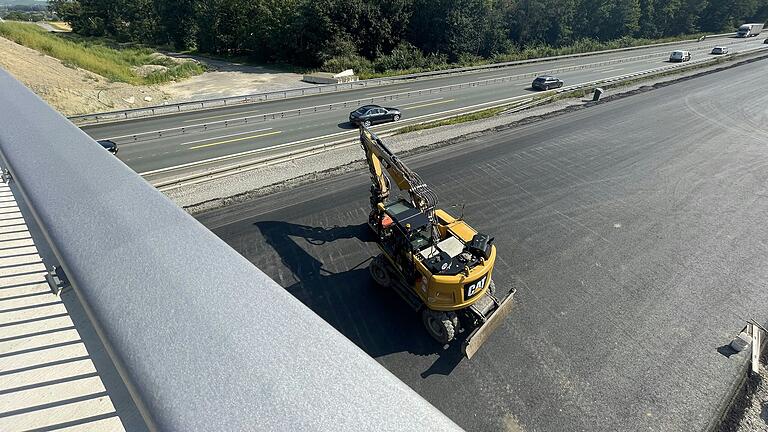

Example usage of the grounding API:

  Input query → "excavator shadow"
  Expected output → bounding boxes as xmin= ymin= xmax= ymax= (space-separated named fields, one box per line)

xmin=253 ymin=220 xmax=464 ymax=374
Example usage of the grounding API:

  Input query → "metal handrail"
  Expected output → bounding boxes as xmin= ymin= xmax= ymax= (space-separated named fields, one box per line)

xmin=0 ymin=69 xmax=462 ymax=431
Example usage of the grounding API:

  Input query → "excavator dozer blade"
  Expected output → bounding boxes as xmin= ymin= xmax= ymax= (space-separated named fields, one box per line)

xmin=462 ymin=290 xmax=516 ymax=359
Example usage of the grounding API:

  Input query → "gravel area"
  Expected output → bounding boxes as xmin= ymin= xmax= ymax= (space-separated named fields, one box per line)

xmin=721 ymin=355 xmax=768 ymax=432
xmin=168 ymin=53 xmax=768 ymax=214
xmin=160 ymin=54 xmax=312 ymax=102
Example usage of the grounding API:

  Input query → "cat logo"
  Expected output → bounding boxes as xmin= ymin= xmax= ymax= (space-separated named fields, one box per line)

xmin=464 ymin=275 xmax=487 ymax=300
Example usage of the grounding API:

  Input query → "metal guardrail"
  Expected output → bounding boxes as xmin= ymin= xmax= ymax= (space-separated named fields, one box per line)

xmin=146 ymin=45 xmax=768 ymax=192
xmin=104 ymin=38 xmax=747 ymax=144
xmin=69 ymin=33 xmax=736 ymax=125
xmin=0 ymin=69 xmax=463 ymax=431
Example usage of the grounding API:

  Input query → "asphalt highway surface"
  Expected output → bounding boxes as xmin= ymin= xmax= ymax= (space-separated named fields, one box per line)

xmin=197 ymin=57 xmax=768 ymax=430
xmin=80 ymin=35 xmax=767 ymax=174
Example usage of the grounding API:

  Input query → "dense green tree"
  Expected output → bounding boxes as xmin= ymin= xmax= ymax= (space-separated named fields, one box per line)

xmin=48 ymin=0 xmax=768 ymax=69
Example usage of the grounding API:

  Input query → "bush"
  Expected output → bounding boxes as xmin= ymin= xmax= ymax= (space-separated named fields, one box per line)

xmin=321 ymin=54 xmax=374 ymax=75
xmin=373 ymin=42 xmax=425 ymax=71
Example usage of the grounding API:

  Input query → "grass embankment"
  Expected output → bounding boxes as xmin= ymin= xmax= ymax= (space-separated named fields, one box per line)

xmin=0 ymin=22 xmax=204 ymax=84
xmin=396 ymin=107 xmax=508 ymax=134
xmin=330 ymin=33 xmax=717 ymax=80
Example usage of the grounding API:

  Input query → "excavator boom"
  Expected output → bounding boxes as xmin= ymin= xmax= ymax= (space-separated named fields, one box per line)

xmin=360 ymin=127 xmax=438 ymax=223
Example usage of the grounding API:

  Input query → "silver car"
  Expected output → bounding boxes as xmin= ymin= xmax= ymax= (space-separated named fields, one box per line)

xmin=669 ymin=50 xmax=691 ymax=62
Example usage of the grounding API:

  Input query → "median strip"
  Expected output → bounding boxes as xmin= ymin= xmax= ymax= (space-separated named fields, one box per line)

xmin=188 ymin=130 xmax=283 ymax=149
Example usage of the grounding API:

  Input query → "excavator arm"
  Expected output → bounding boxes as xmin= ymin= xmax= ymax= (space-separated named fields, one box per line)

xmin=359 ymin=126 xmax=438 ymax=221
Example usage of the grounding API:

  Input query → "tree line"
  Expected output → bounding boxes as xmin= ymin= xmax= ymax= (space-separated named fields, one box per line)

xmin=50 ymin=0 xmax=768 ymax=72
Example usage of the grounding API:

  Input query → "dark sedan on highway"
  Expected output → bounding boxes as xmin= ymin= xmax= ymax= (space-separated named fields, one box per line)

xmin=97 ymin=139 xmax=118 ymax=155
xmin=531 ymin=75 xmax=564 ymax=91
xmin=349 ymin=105 xmax=401 ymax=127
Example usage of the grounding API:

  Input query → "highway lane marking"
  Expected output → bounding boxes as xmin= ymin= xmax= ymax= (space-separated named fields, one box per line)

xmin=101 ymin=48 xmax=710 ymax=141
xmin=188 ymin=131 xmax=283 ymax=150
xmin=183 ymin=109 xmax=261 ymax=123
xmin=140 ymin=93 xmax=537 ymax=175
xmin=365 ymin=87 xmax=411 ymax=96
xmin=402 ymin=99 xmax=456 ymax=110
xmin=180 ymin=128 xmax=273 ymax=146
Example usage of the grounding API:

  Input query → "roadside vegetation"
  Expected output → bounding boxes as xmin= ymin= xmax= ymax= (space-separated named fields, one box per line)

xmin=50 ymin=0 xmax=768 ymax=79
xmin=396 ymin=107 xmax=508 ymax=135
xmin=350 ymin=34 xmax=715 ymax=79
xmin=0 ymin=21 xmax=204 ymax=84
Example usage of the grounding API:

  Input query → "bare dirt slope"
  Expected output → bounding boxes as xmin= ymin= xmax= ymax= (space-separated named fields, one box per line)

xmin=0 ymin=35 xmax=170 ymax=115
xmin=0 ymin=35 xmax=313 ymax=116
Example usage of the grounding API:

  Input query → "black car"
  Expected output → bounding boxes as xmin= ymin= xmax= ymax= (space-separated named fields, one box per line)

xmin=349 ymin=105 xmax=401 ymax=127
xmin=531 ymin=75 xmax=564 ymax=91
xmin=97 ymin=139 xmax=118 ymax=155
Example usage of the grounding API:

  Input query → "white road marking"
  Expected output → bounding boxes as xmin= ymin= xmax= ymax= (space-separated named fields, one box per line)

xmin=179 ymin=128 xmax=273 ymax=146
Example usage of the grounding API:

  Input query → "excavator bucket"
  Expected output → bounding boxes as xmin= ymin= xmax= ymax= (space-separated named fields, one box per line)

xmin=462 ymin=289 xmax=516 ymax=359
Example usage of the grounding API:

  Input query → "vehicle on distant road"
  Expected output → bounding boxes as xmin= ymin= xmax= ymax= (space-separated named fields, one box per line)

xmin=737 ymin=23 xmax=764 ymax=38
xmin=669 ymin=50 xmax=691 ymax=62
xmin=349 ymin=105 xmax=401 ymax=127
xmin=531 ymin=75 xmax=564 ymax=91
xmin=97 ymin=139 xmax=118 ymax=155
xmin=711 ymin=46 xmax=728 ymax=55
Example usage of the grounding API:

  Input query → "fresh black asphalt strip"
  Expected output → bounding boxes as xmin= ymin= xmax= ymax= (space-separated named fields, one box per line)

xmin=198 ymin=57 xmax=768 ymax=431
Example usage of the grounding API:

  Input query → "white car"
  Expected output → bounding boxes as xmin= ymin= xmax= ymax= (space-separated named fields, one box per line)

xmin=669 ymin=50 xmax=691 ymax=62
xmin=711 ymin=46 xmax=728 ymax=55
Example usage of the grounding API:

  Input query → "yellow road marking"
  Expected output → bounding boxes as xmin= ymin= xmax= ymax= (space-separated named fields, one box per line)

xmin=189 ymin=131 xmax=283 ymax=149
xmin=184 ymin=109 xmax=261 ymax=123
xmin=365 ymin=87 xmax=411 ymax=96
xmin=403 ymin=99 xmax=456 ymax=110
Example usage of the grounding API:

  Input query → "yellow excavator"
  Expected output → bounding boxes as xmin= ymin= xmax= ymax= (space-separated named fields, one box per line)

xmin=360 ymin=126 xmax=515 ymax=359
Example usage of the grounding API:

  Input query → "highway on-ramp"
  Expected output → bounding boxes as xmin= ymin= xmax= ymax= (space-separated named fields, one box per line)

xmin=79 ymin=35 xmax=767 ymax=175
xmin=196 ymin=57 xmax=768 ymax=430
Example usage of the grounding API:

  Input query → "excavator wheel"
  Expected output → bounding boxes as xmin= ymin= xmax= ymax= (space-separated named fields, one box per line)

xmin=421 ymin=309 xmax=456 ymax=344
xmin=369 ymin=255 xmax=391 ymax=287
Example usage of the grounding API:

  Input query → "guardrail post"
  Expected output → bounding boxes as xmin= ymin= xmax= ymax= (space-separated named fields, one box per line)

xmin=749 ymin=321 xmax=764 ymax=374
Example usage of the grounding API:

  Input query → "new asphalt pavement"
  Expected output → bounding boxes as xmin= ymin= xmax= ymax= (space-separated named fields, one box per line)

xmin=196 ymin=56 xmax=768 ymax=431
